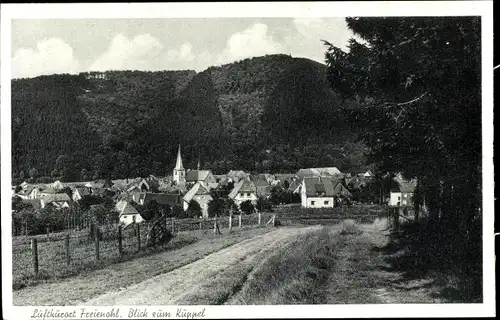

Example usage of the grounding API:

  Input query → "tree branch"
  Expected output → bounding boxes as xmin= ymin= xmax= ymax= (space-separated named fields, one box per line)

xmin=382 ymin=92 xmax=428 ymax=109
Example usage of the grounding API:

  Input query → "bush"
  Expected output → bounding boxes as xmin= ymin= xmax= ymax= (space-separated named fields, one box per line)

xmin=240 ymin=200 xmax=255 ymax=215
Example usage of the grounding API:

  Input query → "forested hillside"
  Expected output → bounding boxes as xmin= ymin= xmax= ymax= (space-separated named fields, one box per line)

xmin=12 ymin=54 xmax=368 ymax=182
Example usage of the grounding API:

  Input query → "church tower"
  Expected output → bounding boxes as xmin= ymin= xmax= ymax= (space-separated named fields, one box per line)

xmin=173 ymin=144 xmax=185 ymax=185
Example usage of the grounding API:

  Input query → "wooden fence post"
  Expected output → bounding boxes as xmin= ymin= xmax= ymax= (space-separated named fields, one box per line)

xmin=31 ymin=238 xmax=39 ymax=275
xmin=65 ymin=233 xmax=70 ymax=265
xmin=94 ymin=224 xmax=100 ymax=261
xmin=46 ymin=227 xmax=50 ymax=240
xmin=272 ymin=215 xmax=276 ymax=227
xmin=199 ymin=221 xmax=202 ymax=231
xmin=238 ymin=214 xmax=242 ymax=229
xmin=136 ymin=223 xmax=141 ymax=251
xmin=213 ymin=215 xmax=217 ymax=234
xmin=171 ymin=217 xmax=175 ymax=233
xmin=258 ymin=212 xmax=261 ymax=226
xmin=228 ymin=214 xmax=232 ymax=231
xmin=118 ymin=225 xmax=123 ymax=255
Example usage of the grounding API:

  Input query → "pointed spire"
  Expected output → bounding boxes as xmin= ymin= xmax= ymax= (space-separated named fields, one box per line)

xmin=175 ymin=144 xmax=184 ymax=170
xmin=197 ymin=158 xmax=200 ymax=171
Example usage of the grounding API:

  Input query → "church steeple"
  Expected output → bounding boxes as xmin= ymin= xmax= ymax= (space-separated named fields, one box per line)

xmin=175 ymin=144 xmax=184 ymax=170
xmin=173 ymin=144 xmax=185 ymax=185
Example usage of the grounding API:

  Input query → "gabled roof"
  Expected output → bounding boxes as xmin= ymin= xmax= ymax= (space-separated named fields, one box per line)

xmin=74 ymin=187 xmax=90 ymax=197
xmin=302 ymin=177 xmax=347 ymax=198
xmin=228 ymin=179 xmax=257 ymax=199
xmin=186 ymin=170 xmax=212 ymax=182
xmin=41 ymin=193 xmax=71 ymax=204
xmin=115 ymin=200 xmax=139 ymax=216
xmin=183 ymin=182 xmax=212 ymax=203
xmin=288 ymin=180 xmax=302 ymax=193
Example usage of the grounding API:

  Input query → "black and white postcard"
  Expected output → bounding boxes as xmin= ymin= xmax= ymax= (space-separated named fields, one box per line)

xmin=1 ymin=1 xmax=495 ymax=319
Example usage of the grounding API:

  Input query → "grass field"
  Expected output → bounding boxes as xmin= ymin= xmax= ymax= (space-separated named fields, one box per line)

xmin=12 ymin=213 xmax=274 ymax=291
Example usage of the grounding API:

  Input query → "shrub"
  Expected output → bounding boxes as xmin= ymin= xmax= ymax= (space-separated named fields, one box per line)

xmin=240 ymin=200 xmax=255 ymax=215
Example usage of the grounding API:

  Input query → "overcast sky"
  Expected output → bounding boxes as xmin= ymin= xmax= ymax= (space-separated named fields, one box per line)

xmin=11 ymin=18 xmax=354 ymax=79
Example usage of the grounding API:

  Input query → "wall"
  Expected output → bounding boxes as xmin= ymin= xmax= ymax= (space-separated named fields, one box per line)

xmin=303 ymin=197 xmax=335 ymax=208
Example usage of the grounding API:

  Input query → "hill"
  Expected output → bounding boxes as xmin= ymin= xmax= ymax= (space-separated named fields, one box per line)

xmin=11 ymin=54 xmax=368 ymax=181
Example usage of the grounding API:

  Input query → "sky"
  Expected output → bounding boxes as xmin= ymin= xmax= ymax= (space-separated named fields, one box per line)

xmin=10 ymin=18 xmax=354 ymax=79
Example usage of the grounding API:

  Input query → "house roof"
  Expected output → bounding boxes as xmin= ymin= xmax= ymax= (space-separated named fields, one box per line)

xmin=184 ymin=182 xmax=212 ymax=203
xmin=274 ymin=173 xmax=298 ymax=182
xmin=115 ymin=200 xmax=139 ymax=216
xmin=297 ymin=167 xmax=342 ymax=179
xmin=288 ymin=180 xmax=302 ymax=192
xmin=74 ymin=187 xmax=90 ymax=197
xmin=394 ymin=177 xmax=417 ymax=193
xmin=41 ymin=193 xmax=71 ymax=204
xmin=186 ymin=170 xmax=212 ymax=182
xmin=22 ymin=199 xmax=42 ymax=210
xmin=256 ymin=185 xmax=271 ymax=197
xmin=302 ymin=177 xmax=349 ymax=198
xmin=144 ymin=193 xmax=182 ymax=207
xmin=228 ymin=179 xmax=257 ymax=199
xmin=226 ymin=170 xmax=250 ymax=180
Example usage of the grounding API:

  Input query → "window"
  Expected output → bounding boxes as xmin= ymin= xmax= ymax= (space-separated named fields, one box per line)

xmin=247 ymin=193 xmax=251 ymax=197
xmin=398 ymin=196 xmax=401 ymax=200
xmin=324 ymin=201 xmax=329 ymax=205
xmin=311 ymin=201 xmax=316 ymax=205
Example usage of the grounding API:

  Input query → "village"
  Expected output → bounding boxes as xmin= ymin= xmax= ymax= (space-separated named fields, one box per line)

xmin=11 ymin=144 xmax=416 ymax=234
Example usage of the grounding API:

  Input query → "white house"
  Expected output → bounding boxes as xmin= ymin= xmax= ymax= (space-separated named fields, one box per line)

xmin=300 ymin=177 xmax=352 ymax=209
xmin=183 ymin=182 xmax=213 ymax=218
xmin=116 ymin=200 xmax=144 ymax=227
xmin=228 ymin=179 xmax=258 ymax=207
xmin=389 ymin=175 xmax=417 ymax=206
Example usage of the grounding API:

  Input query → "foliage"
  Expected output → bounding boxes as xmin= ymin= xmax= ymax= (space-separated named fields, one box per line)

xmin=207 ymin=197 xmax=225 ymax=217
xmin=187 ymin=200 xmax=202 ymax=218
xmin=269 ymin=186 xmax=301 ymax=205
xmin=256 ymin=196 xmax=273 ymax=212
xmin=78 ymin=194 xmax=104 ymax=211
xmin=171 ymin=204 xmax=186 ymax=219
xmin=12 ymin=56 xmax=370 ymax=180
xmin=239 ymin=200 xmax=255 ymax=215
xmin=323 ymin=17 xmax=481 ymax=274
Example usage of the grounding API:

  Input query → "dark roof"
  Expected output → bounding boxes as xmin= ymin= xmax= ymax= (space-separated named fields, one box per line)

xmin=303 ymin=177 xmax=350 ymax=198
xmin=186 ymin=170 xmax=212 ymax=182
xmin=21 ymin=199 xmax=42 ymax=210
xmin=144 ymin=193 xmax=182 ymax=207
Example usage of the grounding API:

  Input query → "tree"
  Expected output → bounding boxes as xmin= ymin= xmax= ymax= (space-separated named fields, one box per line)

xmin=256 ymin=196 xmax=273 ymax=212
xmin=139 ymin=199 xmax=160 ymax=221
xmin=168 ymin=204 xmax=186 ymax=219
xmin=187 ymin=200 xmax=202 ymax=218
xmin=240 ymin=200 xmax=255 ymax=215
xmin=324 ymin=17 xmax=481 ymax=233
xmin=79 ymin=194 xmax=104 ymax=211
xmin=208 ymin=197 xmax=225 ymax=217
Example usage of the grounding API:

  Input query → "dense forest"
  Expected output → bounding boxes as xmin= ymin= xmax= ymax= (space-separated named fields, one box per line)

xmin=12 ymin=54 xmax=369 ymax=182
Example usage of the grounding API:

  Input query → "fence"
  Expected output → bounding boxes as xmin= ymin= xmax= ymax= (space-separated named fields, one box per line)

xmin=12 ymin=212 xmax=276 ymax=282
xmin=275 ymin=204 xmax=388 ymax=226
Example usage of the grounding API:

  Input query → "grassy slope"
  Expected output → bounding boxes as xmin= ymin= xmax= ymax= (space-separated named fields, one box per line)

xmin=13 ymin=227 xmax=273 ymax=306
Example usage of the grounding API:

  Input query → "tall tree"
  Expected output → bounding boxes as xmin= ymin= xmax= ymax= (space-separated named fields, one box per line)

xmin=323 ymin=17 xmax=481 ymax=232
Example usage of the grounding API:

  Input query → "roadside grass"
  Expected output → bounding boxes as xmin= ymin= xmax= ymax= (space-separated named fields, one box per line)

xmin=225 ymin=226 xmax=340 ymax=305
xmin=12 ymin=226 xmax=274 ymax=305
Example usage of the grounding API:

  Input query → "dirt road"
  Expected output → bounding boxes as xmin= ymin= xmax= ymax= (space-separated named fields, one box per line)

xmin=82 ymin=226 xmax=320 ymax=305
